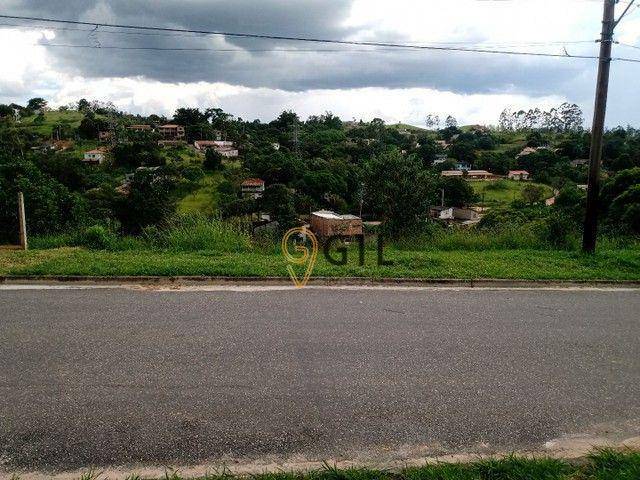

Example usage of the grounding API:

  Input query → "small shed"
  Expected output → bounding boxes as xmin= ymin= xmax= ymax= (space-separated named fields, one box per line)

xmin=310 ymin=210 xmax=363 ymax=238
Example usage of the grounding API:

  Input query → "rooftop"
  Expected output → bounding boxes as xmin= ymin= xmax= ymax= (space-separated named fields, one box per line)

xmin=241 ymin=178 xmax=265 ymax=187
xmin=312 ymin=210 xmax=360 ymax=220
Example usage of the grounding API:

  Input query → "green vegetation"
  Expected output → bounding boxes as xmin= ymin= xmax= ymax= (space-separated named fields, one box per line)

xmin=1 ymin=99 xmax=639 ymax=280
xmin=5 ymin=449 xmax=639 ymax=480
xmin=178 ymin=172 xmax=223 ymax=215
xmin=473 ymin=179 xmax=553 ymax=206
xmin=3 ymin=215 xmax=639 ymax=279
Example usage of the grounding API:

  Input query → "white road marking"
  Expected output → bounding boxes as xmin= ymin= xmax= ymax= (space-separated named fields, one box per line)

xmin=0 ymin=284 xmax=638 ymax=292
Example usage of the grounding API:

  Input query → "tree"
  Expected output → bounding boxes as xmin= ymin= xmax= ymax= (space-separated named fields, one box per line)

xmin=436 ymin=177 xmax=478 ymax=207
xmin=78 ymin=112 xmax=108 ymax=139
xmin=0 ymin=159 xmax=88 ymax=242
xmin=114 ymin=168 xmax=177 ymax=234
xmin=112 ymin=131 xmax=163 ymax=168
xmin=445 ymin=115 xmax=458 ymax=128
xmin=449 ymin=141 xmax=477 ymax=166
xmin=77 ymin=98 xmax=91 ymax=112
xmin=521 ymin=184 xmax=545 ymax=204
xmin=425 ymin=114 xmax=440 ymax=130
xmin=203 ymin=148 xmax=223 ymax=171
xmin=27 ymin=97 xmax=47 ymax=112
xmin=259 ymin=184 xmax=297 ymax=231
xmin=173 ymin=107 xmax=208 ymax=126
xmin=415 ymin=137 xmax=438 ymax=167
xmin=363 ymin=150 xmax=436 ymax=236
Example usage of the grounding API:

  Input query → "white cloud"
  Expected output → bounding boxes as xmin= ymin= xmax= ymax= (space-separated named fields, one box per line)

xmin=2 ymin=0 xmax=640 ymax=126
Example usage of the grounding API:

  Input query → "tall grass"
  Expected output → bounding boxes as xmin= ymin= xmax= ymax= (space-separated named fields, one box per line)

xmin=29 ymin=215 xmax=253 ymax=253
xmin=144 ymin=214 xmax=252 ymax=253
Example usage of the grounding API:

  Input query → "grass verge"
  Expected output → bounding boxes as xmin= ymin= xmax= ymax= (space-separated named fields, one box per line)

xmin=10 ymin=448 xmax=640 ymax=480
xmin=2 ymin=245 xmax=640 ymax=280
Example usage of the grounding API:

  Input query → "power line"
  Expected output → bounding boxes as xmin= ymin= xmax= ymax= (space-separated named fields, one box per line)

xmin=1 ymin=13 xmax=639 ymax=62
xmin=0 ymin=21 xmax=598 ymax=48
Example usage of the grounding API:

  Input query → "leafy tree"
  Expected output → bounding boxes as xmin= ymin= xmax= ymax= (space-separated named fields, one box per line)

xmin=0 ymin=159 xmax=88 ymax=242
xmin=445 ymin=115 xmax=458 ymax=128
xmin=27 ymin=97 xmax=47 ymax=111
xmin=0 ymin=104 xmax=14 ymax=117
xmin=449 ymin=141 xmax=477 ymax=165
xmin=77 ymin=98 xmax=91 ymax=112
xmin=521 ymin=184 xmax=545 ymax=204
xmin=203 ymin=148 xmax=223 ymax=171
xmin=114 ymin=168 xmax=177 ymax=234
xmin=173 ymin=107 xmax=208 ymax=126
xmin=363 ymin=150 xmax=436 ymax=236
xmin=112 ymin=131 xmax=163 ymax=168
xmin=259 ymin=184 xmax=297 ymax=231
xmin=415 ymin=137 xmax=439 ymax=167
xmin=436 ymin=176 xmax=478 ymax=207
xmin=78 ymin=112 xmax=108 ymax=139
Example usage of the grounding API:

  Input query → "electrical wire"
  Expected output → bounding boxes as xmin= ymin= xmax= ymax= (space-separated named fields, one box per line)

xmin=1 ymin=13 xmax=639 ymax=63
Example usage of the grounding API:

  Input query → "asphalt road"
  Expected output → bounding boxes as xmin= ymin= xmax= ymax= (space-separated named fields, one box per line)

xmin=1 ymin=286 xmax=640 ymax=471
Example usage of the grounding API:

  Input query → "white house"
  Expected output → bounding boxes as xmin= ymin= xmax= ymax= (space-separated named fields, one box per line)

xmin=507 ymin=170 xmax=530 ymax=180
xmin=241 ymin=178 xmax=265 ymax=198
xmin=194 ymin=140 xmax=239 ymax=157
xmin=83 ymin=149 xmax=106 ymax=165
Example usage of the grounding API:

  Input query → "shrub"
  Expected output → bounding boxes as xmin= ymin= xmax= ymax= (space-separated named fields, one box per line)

xmin=74 ymin=225 xmax=118 ymax=250
xmin=145 ymin=214 xmax=252 ymax=253
xmin=485 ymin=179 xmax=510 ymax=191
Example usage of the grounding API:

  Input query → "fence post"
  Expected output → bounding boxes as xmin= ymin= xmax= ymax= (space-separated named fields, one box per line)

xmin=18 ymin=192 xmax=27 ymax=250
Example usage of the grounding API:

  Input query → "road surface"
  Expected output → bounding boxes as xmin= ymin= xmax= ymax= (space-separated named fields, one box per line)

xmin=1 ymin=285 xmax=639 ymax=471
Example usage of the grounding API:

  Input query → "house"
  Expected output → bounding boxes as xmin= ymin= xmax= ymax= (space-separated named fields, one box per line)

xmin=158 ymin=140 xmax=185 ymax=147
xmin=441 ymin=169 xmax=495 ymax=180
xmin=433 ymin=154 xmax=449 ymax=165
xmin=194 ymin=140 xmax=239 ymax=157
xmin=430 ymin=206 xmax=481 ymax=224
xmin=507 ymin=170 xmax=530 ymax=180
xmin=571 ymin=159 xmax=589 ymax=167
xmin=241 ymin=178 xmax=265 ymax=199
xmin=516 ymin=146 xmax=556 ymax=158
xmin=158 ymin=124 xmax=185 ymax=140
xmin=98 ymin=131 xmax=112 ymax=142
xmin=271 ymin=142 xmax=280 ymax=151
xmin=310 ymin=210 xmax=363 ymax=238
xmin=435 ymin=140 xmax=449 ymax=149
xmin=83 ymin=148 xmax=106 ymax=165
xmin=455 ymin=161 xmax=472 ymax=171
xmin=127 ymin=124 xmax=152 ymax=132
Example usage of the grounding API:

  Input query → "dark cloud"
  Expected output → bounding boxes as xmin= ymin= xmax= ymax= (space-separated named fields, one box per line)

xmin=3 ymin=0 xmax=600 ymax=98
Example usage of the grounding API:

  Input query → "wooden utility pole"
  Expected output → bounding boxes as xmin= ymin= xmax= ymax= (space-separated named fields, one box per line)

xmin=582 ymin=0 xmax=616 ymax=253
xmin=18 ymin=192 xmax=28 ymax=250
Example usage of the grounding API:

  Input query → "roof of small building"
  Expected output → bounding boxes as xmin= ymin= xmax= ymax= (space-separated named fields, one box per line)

xmin=241 ymin=178 xmax=265 ymax=187
xmin=160 ymin=124 xmax=182 ymax=128
xmin=508 ymin=170 xmax=529 ymax=174
xmin=312 ymin=210 xmax=361 ymax=220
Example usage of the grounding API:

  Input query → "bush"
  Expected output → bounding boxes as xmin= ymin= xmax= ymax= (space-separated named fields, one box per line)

xmin=484 ymin=179 xmax=510 ymax=191
xmin=74 ymin=225 xmax=118 ymax=250
xmin=179 ymin=164 xmax=205 ymax=182
xmin=144 ymin=214 xmax=252 ymax=253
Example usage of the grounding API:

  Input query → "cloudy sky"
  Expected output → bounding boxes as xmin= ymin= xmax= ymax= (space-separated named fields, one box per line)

xmin=1 ymin=0 xmax=640 ymax=126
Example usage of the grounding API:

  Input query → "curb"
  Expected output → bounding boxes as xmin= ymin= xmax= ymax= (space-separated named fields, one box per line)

xmin=1 ymin=275 xmax=639 ymax=289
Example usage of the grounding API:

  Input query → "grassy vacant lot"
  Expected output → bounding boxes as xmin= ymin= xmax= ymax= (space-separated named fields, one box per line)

xmin=178 ymin=172 xmax=223 ymax=215
xmin=15 ymin=449 xmax=640 ymax=480
xmin=472 ymin=179 xmax=554 ymax=206
xmin=2 ymin=244 xmax=639 ymax=280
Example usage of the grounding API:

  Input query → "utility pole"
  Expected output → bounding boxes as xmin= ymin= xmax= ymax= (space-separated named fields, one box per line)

xmin=582 ymin=0 xmax=620 ymax=252
xmin=18 ymin=192 xmax=28 ymax=250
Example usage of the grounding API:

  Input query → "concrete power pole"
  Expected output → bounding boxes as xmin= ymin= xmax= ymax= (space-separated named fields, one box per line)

xmin=582 ymin=0 xmax=619 ymax=253
xmin=18 ymin=192 xmax=28 ymax=250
